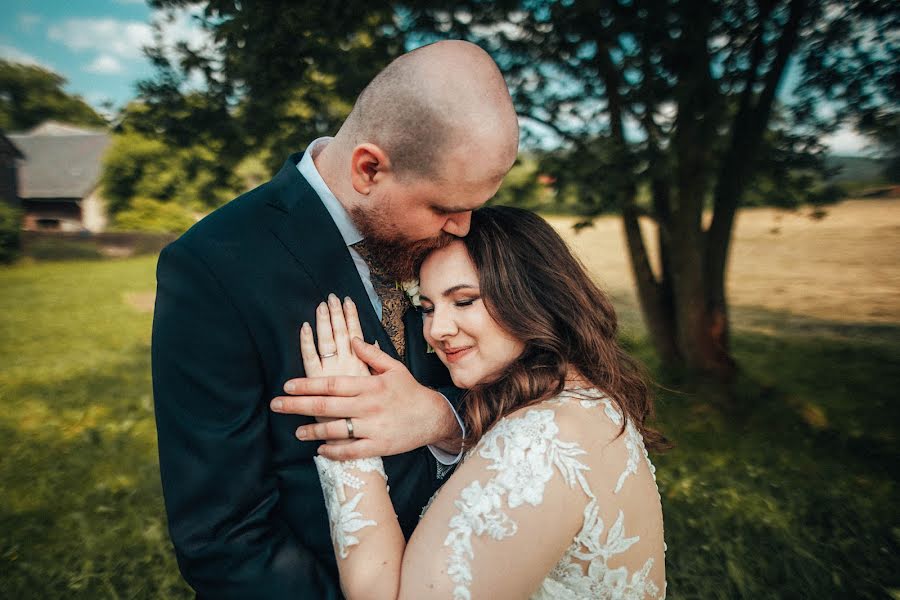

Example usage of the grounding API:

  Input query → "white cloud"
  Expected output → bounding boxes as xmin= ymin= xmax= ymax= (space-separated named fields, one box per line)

xmin=0 ymin=44 xmax=53 ymax=70
xmin=47 ymin=18 xmax=153 ymax=60
xmin=84 ymin=54 xmax=124 ymax=75
xmin=17 ymin=13 xmax=42 ymax=33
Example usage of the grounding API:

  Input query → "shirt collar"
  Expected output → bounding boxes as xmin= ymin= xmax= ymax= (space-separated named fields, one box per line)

xmin=297 ymin=137 xmax=363 ymax=247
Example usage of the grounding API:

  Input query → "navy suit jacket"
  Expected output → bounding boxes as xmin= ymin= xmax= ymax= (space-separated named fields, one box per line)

xmin=152 ymin=154 xmax=457 ymax=598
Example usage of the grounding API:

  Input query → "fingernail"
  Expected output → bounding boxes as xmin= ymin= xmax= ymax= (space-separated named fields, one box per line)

xmin=296 ymin=428 xmax=308 ymax=439
xmin=284 ymin=381 xmax=295 ymax=393
xmin=301 ymin=322 xmax=310 ymax=331
xmin=271 ymin=399 xmax=283 ymax=411
xmin=344 ymin=296 xmax=353 ymax=305
xmin=328 ymin=293 xmax=339 ymax=304
xmin=318 ymin=302 xmax=327 ymax=312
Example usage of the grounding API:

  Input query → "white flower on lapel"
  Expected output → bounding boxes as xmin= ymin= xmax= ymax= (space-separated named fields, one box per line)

xmin=399 ymin=279 xmax=421 ymax=307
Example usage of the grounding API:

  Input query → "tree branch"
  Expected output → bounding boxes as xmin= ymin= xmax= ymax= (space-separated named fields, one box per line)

xmin=706 ymin=0 xmax=810 ymax=307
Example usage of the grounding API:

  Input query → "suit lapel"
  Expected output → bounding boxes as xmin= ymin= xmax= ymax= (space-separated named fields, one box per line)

xmin=265 ymin=155 xmax=398 ymax=359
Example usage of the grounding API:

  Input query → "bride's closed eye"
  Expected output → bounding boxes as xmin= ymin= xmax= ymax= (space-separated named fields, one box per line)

xmin=454 ymin=297 xmax=478 ymax=308
xmin=419 ymin=296 xmax=480 ymax=315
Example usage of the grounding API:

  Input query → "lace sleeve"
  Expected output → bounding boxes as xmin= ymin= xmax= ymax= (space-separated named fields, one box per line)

xmin=398 ymin=408 xmax=592 ymax=600
xmin=313 ymin=456 xmax=387 ymax=559
xmin=399 ymin=397 xmax=666 ymax=600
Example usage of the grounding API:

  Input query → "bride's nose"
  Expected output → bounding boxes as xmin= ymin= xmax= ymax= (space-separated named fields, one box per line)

xmin=427 ymin=305 xmax=458 ymax=340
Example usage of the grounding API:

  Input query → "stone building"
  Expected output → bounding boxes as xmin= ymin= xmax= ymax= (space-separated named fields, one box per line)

xmin=8 ymin=122 xmax=111 ymax=232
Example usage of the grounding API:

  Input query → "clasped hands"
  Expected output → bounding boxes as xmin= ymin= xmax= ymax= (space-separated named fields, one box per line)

xmin=270 ymin=293 xmax=460 ymax=460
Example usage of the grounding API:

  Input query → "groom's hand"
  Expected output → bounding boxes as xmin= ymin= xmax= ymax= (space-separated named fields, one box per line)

xmin=271 ymin=338 xmax=462 ymax=460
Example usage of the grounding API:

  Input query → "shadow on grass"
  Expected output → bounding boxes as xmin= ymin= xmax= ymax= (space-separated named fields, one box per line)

xmin=643 ymin=316 xmax=900 ymax=599
xmin=730 ymin=303 xmax=900 ymax=347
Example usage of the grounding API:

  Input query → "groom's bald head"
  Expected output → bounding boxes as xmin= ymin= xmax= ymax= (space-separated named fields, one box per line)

xmin=339 ymin=40 xmax=519 ymax=181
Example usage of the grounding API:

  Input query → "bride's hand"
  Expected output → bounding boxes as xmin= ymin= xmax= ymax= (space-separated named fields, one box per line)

xmin=301 ymin=293 xmax=370 ymax=379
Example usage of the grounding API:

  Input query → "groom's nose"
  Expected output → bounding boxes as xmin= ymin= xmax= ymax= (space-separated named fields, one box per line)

xmin=442 ymin=212 xmax=472 ymax=237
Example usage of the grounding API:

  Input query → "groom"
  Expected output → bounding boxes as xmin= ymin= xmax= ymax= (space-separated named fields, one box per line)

xmin=152 ymin=40 xmax=519 ymax=598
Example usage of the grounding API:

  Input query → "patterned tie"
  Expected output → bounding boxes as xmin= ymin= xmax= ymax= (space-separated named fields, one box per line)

xmin=352 ymin=240 xmax=409 ymax=360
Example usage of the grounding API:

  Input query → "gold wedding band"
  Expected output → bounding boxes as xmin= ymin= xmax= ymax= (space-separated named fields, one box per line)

xmin=345 ymin=417 xmax=355 ymax=439
xmin=320 ymin=351 xmax=337 ymax=359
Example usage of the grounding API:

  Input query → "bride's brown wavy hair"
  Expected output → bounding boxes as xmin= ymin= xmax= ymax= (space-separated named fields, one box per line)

xmin=457 ymin=206 xmax=669 ymax=452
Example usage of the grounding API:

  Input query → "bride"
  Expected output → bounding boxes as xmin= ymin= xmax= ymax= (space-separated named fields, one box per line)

xmin=303 ymin=206 xmax=668 ymax=599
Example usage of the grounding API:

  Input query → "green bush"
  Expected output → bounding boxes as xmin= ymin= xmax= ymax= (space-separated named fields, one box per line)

xmin=0 ymin=201 xmax=23 ymax=264
xmin=111 ymin=197 xmax=195 ymax=234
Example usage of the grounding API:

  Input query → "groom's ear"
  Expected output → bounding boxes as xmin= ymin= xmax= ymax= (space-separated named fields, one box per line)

xmin=350 ymin=143 xmax=393 ymax=195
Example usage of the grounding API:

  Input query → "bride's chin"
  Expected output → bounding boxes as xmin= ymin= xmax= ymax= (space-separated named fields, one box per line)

xmin=449 ymin=372 xmax=474 ymax=389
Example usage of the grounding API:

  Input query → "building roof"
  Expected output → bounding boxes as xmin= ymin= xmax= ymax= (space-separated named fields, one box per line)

xmin=8 ymin=123 xmax=111 ymax=199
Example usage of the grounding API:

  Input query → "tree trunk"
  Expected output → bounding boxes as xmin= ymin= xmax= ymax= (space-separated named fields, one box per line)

xmin=622 ymin=203 xmax=737 ymax=382
xmin=621 ymin=205 xmax=681 ymax=364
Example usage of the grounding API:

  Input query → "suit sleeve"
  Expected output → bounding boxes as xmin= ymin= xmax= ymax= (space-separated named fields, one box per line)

xmin=152 ymin=241 xmax=341 ymax=599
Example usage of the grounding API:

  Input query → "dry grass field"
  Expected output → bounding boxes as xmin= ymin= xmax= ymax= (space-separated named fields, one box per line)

xmin=550 ymin=198 xmax=900 ymax=339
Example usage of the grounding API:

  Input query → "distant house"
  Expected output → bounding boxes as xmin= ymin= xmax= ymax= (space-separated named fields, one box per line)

xmin=8 ymin=121 xmax=111 ymax=232
xmin=0 ymin=132 xmax=24 ymax=208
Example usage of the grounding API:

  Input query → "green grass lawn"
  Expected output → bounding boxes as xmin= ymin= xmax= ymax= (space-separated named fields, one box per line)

xmin=1 ymin=256 xmax=898 ymax=598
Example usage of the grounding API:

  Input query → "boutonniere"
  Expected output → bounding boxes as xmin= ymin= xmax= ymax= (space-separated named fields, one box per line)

xmin=399 ymin=279 xmax=421 ymax=307
xmin=397 ymin=279 xmax=434 ymax=353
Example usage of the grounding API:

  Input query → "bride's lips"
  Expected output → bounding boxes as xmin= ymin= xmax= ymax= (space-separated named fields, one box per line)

xmin=442 ymin=346 xmax=474 ymax=363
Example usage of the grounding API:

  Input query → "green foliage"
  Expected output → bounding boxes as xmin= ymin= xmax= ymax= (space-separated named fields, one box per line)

xmin=0 ymin=60 xmax=106 ymax=131
xmin=139 ymin=2 xmax=398 ymax=170
xmin=111 ymin=198 xmax=195 ymax=234
xmin=100 ymin=131 xmax=171 ymax=215
xmin=101 ymin=107 xmax=249 ymax=218
xmin=490 ymin=155 xmax=557 ymax=211
xmin=1 ymin=257 xmax=897 ymax=597
xmin=0 ymin=202 xmax=22 ymax=264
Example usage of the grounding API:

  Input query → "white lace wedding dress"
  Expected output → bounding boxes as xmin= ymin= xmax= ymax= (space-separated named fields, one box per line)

xmin=316 ymin=388 xmax=666 ymax=599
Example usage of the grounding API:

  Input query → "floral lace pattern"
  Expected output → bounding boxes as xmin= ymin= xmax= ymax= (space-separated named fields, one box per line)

xmin=443 ymin=409 xmax=592 ymax=600
xmin=443 ymin=390 xmax=665 ymax=600
xmin=314 ymin=456 xmax=387 ymax=559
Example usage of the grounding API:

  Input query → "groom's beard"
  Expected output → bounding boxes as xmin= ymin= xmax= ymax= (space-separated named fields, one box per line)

xmin=350 ymin=205 xmax=455 ymax=282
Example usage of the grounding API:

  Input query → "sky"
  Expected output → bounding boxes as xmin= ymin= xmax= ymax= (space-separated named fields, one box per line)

xmin=0 ymin=0 xmax=874 ymax=156
xmin=0 ymin=0 xmax=207 ymax=115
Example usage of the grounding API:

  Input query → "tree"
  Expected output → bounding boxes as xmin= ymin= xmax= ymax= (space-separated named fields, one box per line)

xmin=405 ymin=0 xmax=898 ymax=384
xmin=133 ymin=1 xmax=897 ymax=385
xmin=111 ymin=197 xmax=196 ymax=233
xmin=140 ymin=1 xmax=403 ymax=169
xmin=102 ymin=101 xmax=247 ymax=216
xmin=0 ymin=60 xmax=106 ymax=131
